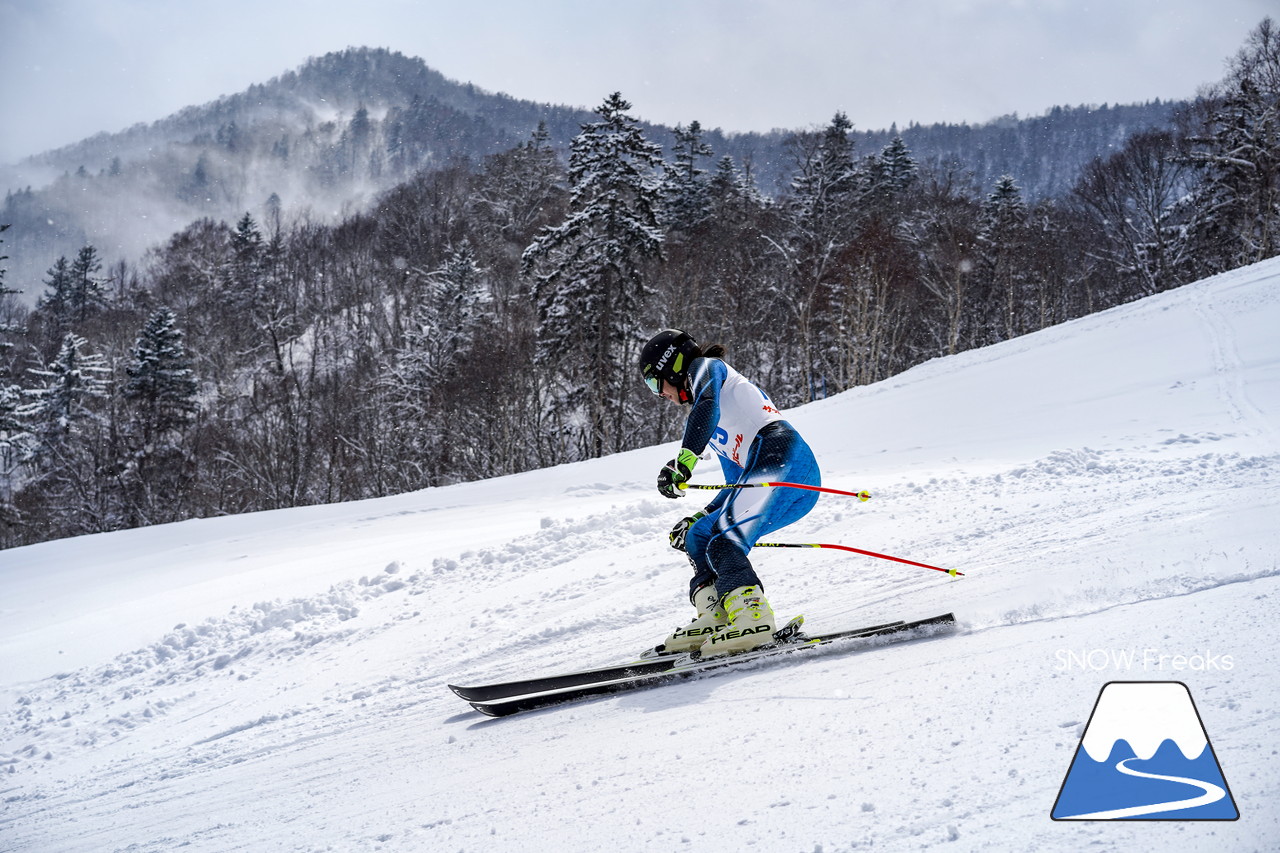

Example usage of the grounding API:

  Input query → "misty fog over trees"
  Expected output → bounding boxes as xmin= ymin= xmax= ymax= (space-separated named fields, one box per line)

xmin=1 ymin=19 xmax=1277 ymax=548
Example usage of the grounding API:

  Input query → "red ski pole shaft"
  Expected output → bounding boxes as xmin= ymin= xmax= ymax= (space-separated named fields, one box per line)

xmin=756 ymin=541 xmax=964 ymax=577
xmin=679 ymin=482 xmax=871 ymax=501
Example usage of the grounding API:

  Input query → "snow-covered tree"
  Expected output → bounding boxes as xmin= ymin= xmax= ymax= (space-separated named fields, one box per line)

xmin=383 ymin=241 xmax=489 ymax=487
xmin=0 ymin=380 xmax=27 ymax=488
xmin=35 ymin=246 xmax=110 ymax=345
xmin=123 ymin=307 xmax=199 ymax=445
xmin=68 ymin=245 xmax=108 ymax=324
xmin=18 ymin=332 xmax=110 ymax=460
xmin=0 ymin=224 xmax=29 ymax=509
xmin=663 ymin=121 xmax=715 ymax=234
xmin=788 ymin=112 xmax=859 ymax=245
xmin=227 ymin=213 xmax=264 ymax=312
xmin=472 ymin=122 xmax=565 ymax=248
xmin=0 ymin=369 xmax=31 ymax=536
xmin=11 ymin=333 xmax=115 ymax=538
xmin=1178 ymin=17 xmax=1280 ymax=276
xmin=809 ymin=136 xmax=920 ymax=394
xmin=410 ymin=240 xmax=487 ymax=388
xmin=522 ymin=92 xmax=665 ymax=457
xmin=0 ymin=222 xmax=19 ymax=348
xmin=781 ymin=112 xmax=862 ymax=399
xmin=707 ymin=155 xmax=765 ymax=218
xmin=863 ymin=136 xmax=918 ymax=208
xmin=36 ymin=255 xmax=75 ymax=340
xmin=0 ymin=223 xmax=10 ymax=297
xmin=904 ymin=178 xmax=984 ymax=356
xmin=977 ymin=175 xmax=1031 ymax=341
xmin=1073 ymin=129 xmax=1189 ymax=296
xmin=112 ymin=307 xmax=201 ymax=528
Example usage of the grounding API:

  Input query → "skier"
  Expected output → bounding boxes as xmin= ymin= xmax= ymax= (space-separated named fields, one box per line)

xmin=639 ymin=329 xmax=821 ymax=656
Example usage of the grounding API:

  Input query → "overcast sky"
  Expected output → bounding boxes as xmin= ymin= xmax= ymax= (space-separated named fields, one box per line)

xmin=0 ymin=0 xmax=1272 ymax=164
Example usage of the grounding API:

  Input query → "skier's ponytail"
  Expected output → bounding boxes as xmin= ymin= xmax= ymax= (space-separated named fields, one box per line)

xmin=701 ymin=343 xmax=727 ymax=360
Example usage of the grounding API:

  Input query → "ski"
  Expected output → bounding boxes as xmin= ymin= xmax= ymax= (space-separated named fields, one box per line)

xmin=463 ymin=613 xmax=955 ymax=717
xmin=448 ymin=615 xmax=817 ymax=703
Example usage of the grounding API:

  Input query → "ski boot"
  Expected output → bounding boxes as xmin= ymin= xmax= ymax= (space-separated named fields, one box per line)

xmin=658 ymin=583 xmax=727 ymax=653
xmin=700 ymin=585 xmax=776 ymax=657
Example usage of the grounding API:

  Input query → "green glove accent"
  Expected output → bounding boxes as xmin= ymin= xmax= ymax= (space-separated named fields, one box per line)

xmin=669 ymin=510 xmax=708 ymax=551
xmin=657 ymin=448 xmax=699 ymax=498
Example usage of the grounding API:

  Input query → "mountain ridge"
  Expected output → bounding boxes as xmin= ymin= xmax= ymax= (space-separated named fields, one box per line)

xmin=1 ymin=46 xmax=1179 ymax=301
xmin=9 ymin=46 xmax=1180 ymax=189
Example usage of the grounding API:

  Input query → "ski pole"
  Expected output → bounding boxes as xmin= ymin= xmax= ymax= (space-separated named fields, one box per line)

xmin=756 ymin=541 xmax=964 ymax=577
xmin=679 ymin=482 xmax=871 ymax=501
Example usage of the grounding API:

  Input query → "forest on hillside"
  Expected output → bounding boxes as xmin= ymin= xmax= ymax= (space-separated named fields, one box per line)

xmin=0 ymin=46 xmax=1176 ymax=295
xmin=1 ymin=19 xmax=1277 ymax=548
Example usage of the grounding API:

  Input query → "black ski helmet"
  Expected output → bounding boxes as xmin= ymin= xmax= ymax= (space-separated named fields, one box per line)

xmin=640 ymin=329 xmax=700 ymax=402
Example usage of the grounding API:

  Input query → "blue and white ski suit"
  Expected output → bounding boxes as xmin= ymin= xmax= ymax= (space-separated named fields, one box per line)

xmin=678 ymin=357 xmax=821 ymax=600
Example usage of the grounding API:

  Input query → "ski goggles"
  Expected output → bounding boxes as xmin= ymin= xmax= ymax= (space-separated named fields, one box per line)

xmin=642 ymin=365 xmax=663 ymax=395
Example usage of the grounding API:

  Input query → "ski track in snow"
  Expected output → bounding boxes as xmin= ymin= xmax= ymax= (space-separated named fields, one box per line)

xmin=3 ymin=260 xmax=1280 ymax=851
xmin=5 ymin=441 xmax=1272 ymax=771
xmin=4 ymin=439 xmax=1276 ymax=850
xmin=1193 ymin=276 xmax=1278 ymax=450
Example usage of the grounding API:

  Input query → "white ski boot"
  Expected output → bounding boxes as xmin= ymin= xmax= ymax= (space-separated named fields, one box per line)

xmin=660 ymin=584 xmax=728 ymax=653
xmin=699 ymin=585 xmax=776 ymax=657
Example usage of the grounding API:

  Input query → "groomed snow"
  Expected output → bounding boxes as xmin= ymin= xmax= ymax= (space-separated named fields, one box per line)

xmin=2 ymin=259 xmax=1278 ymax=851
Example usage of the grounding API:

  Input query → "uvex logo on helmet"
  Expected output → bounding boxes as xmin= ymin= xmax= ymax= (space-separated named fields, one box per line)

xmin=654 ymin=344 xmax=678 ymax=372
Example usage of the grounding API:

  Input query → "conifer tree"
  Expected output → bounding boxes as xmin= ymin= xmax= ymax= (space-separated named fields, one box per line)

xmin=0 ymin=382 xmax=23 ymax=463
xmin=690 ymin=155 xmax=778 ymax=384
xmin=0 ymin=223 xmax=10 ymax=298
xmin=18 ymin=332 xmax=110 ymax=461
xmin=789 ymin=112 xmax=859 ymax=243
xmin=228 ymin=213 xmax=264 ymax=313
xmin=68 ymin=245 xmax=108 ymax=324
xmin=14 ymin=333 xmax=115 ymax=538
xmin=123 ymin=307 xmax=199 ymax=445
xmin=783 ymin=112 xmax=861 ymax=399
xmin=663 ymin=120 xmax=715 ymax=234
xmin=522 ymin=92 xmax=664 ymax=457
xmin=36 ymin=256 xmax=75 ymax=343
xmin=864 ymin=136 xmax=918 ymax=209
xmin=707 ymin=155 xmax=765 ymax=217
xmin=978 ymin=175 xmax=1031 ymax=342
xmin=116 ymin=307 xmax=200 ymax=526
xmin=407 ymin=240 xmax=487 ymax=392
xmin=384 ymin=241 xmax=488 ymax=487
xmin=0 ymin=224 xmax=28 ymax=496
xmin=1178 ymin=17 xmax=1280 ymax=275
xmin=472 ymin=123 xmax=566 ymax=251
xmin=0 ymin=223 xmax=18 ymax=343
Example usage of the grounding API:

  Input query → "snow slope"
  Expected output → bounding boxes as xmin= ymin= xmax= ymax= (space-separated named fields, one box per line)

xmin=2 ymin=259 xmax=1279 ymax=852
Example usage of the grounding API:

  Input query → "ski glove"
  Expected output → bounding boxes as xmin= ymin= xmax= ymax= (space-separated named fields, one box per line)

xmin=657 ymin=448 xmax=699 ymax=499
xmin=669 ymin=510 xmax=708 ymax=552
